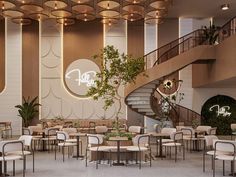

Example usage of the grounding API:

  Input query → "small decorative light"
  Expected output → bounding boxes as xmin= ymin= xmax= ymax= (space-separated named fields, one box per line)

xmin=221 ymin=4 xmax=229 ymax=11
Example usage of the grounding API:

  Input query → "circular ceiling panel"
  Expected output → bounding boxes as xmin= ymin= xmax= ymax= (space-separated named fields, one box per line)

xmin=101 ymin=18 xmax=119 ymax=25
xmin=71 ymin=0 xmax=91 ymax=3
xmin=11 ymin=17 xmax=32 ymax=25
xmin=44 ymin=0 xmax=68 ymax=9
xmin=72 ymin=4 xmax=94 ymax=13
xmin=51 ymin=9 xmax=72 ymax=18
xmin=149 ymin=0 xmax=170 ymax=10
xmin=97 ymin=1 xmax=120 ymax=9
xmin=2 ymin=9 xmax=24 ymax=18
xmin=99 ymin=10 xmax=119 ymax=18
xmin=57 ymin=18 xmax=75 ymax=26
xmin=29 ymin=12 xmax=49 ymax=21
xmin=76 ymin=13 xmax=96 ymax=21
xmin=123 ymin=13 xmax=142 ymax=21
xmin=145 ymin=17 xmax=164 ymax=24
xmin=122 ymin=4 xmax=144 ymax=15
xmin=0 ymin=1 xmax=16 ymax=10
xmin=124 ymin=0 xmax=145 ymax=3
xmin=20 ymin=4 xmax=44 ymax=12
xmin=146 ymin=9 xmax=167 ymax=18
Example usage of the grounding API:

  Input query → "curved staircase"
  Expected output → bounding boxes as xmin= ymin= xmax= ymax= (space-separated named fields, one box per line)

xmin=125 ymin=17 xmax=236 ymax=126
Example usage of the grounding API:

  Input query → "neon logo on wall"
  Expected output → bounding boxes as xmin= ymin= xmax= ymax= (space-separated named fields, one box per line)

xmin=209 ymin=105 xmax=232 ymax=117
xmin=65 ymin=69 xmax=96 ymax=87
xmin=65 ymin=59 xmax=100 ymax=97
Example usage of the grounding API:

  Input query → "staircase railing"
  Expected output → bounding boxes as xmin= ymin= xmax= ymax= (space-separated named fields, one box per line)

xmin=144 ymin=16 xmax=236 ymax=70
xmin=144 ymin=29 xmax=206 ymax=69
xmin=146 ymin=16 xmax=236 ymax=125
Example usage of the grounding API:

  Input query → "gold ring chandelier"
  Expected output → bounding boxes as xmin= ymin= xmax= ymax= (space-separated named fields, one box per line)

xmin=0 ymin=0 xmax=172 ymax=26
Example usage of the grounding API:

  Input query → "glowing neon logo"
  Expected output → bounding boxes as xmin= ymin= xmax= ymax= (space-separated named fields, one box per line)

xmin=209 ymin=105 xmax=231 ymax=117
xmin=65 ymin=69 xmax=96 ymax=87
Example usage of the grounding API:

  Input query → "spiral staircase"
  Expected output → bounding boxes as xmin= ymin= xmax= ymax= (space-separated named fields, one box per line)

xmin=125 ymin=17 xmax=236 ymax=126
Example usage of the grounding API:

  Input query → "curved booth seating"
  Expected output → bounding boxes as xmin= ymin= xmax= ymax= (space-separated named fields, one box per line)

xmin=95 ymin=126 xmax=108 ymax=134
xmin=128 ymin=126 xmax=142 ymax=134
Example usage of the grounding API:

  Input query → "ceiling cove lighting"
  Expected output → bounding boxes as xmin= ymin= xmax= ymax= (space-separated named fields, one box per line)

xmin=0 ymin=0 xmax=172 ymax=25
xmin=221 ymin=4 xmax=229 ymax=11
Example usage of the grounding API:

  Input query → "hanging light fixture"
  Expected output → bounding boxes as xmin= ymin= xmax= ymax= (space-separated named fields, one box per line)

xmin=124 ymin=0 xmax=145 ymax=4
xmin=123 ymin=13 xmax=142 ymax=21
xmin=122 ymin=4 xmax=144 ymax=16
xmin=146 ymin=9 xmax=167 ymax=18
xmin=0 ymin=1 xmax=16 ymax=10
xmin=145 ymin=17 xmax=164 ymax=24
xmin=51 ymin=9 xmax=72 ymax=18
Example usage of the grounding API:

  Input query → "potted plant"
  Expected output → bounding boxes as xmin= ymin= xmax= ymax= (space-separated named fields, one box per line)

xmin=86 ymin=45 xmax=146 ymax=133
xmin=15 ymin=96 xmax=41 ymax=127
xmin=203 ymin=22 xmax=221 ymax=45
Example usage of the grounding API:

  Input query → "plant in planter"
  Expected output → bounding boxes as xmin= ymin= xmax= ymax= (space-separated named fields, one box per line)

xmin=86 ymin=45 xmax=146 ymax=132
xmin=203 ymin=21 xmax=221 ymax=45
xmin=15 ymin=96 xmax=41 ymax=127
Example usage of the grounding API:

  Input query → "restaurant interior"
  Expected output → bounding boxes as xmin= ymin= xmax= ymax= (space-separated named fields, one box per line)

xmin=0 ymin=0 xmax=236 ymax=177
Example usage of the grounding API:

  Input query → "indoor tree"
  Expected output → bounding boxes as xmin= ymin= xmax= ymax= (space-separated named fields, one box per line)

xmin=86 ymin=45 xmax=146 ymax=131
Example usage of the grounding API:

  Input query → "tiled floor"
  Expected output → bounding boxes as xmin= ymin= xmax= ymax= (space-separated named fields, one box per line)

xmin=5 ymin=148 xmax=231 ymax=177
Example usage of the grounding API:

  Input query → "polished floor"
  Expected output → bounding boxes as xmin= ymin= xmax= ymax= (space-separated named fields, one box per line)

xmin=7 ymin=148 xmax=231 ymax=177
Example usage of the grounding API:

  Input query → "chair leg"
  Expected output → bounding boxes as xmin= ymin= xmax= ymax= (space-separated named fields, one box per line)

xmin=223 ymin=160 xmax=225 ymax=176
xmin=139 ymin=151 xmax=141 ymax=169
xmin=175 ymin=146 xmax=177 ymax=162
xmin=96 ymin=151 xmax=98 ymax=169
xmin=13 ymin=160 xmax=15 ymax=176
xmin=183 ymin=145 xmax=185 ymax=160
xmin=33 ymin=150 xmax=35 ymax=172
xmin=62 ymin=146 xmax=65 ymax=162
xmin=85 ymin=149 xmax=88 ymax=167
xmin=213 ymin=156 xmax=215 ymax=177
xmin=233 ymin=160 xmax=235 ymax=177
xmin=150 ymin=149 xmax=152 ymax=167
xmin=23 ymin=157 xmax=26 ymax=177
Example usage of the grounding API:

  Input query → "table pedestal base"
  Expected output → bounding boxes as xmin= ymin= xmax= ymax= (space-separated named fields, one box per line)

xmin=113 ymin=162 xmax=125 ymax=166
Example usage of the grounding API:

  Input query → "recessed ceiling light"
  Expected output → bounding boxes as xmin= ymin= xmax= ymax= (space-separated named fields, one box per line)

xmin=221 ymin=4 xmax=229 ymax=11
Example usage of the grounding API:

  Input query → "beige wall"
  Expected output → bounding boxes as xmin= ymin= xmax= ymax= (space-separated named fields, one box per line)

xmin=0 ymin=20 xmax=5 ymax=93
xmin=158 ymin=18 xmax=179 ymax=47
xmin=192 ymin=34 xmax=236 ymax=87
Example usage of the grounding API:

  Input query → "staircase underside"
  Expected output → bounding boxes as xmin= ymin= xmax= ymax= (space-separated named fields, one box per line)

xmin=125 ymin=45 xmax=216 ymax=120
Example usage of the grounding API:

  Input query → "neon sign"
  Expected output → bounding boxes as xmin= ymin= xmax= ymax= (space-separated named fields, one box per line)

xmin=209 ymin=105 xmax=231 ymax=117
xmin=65 ymin=69 xmax=96 ymax=87
xmin=65 ymin=59 xmax=100 ymax=97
